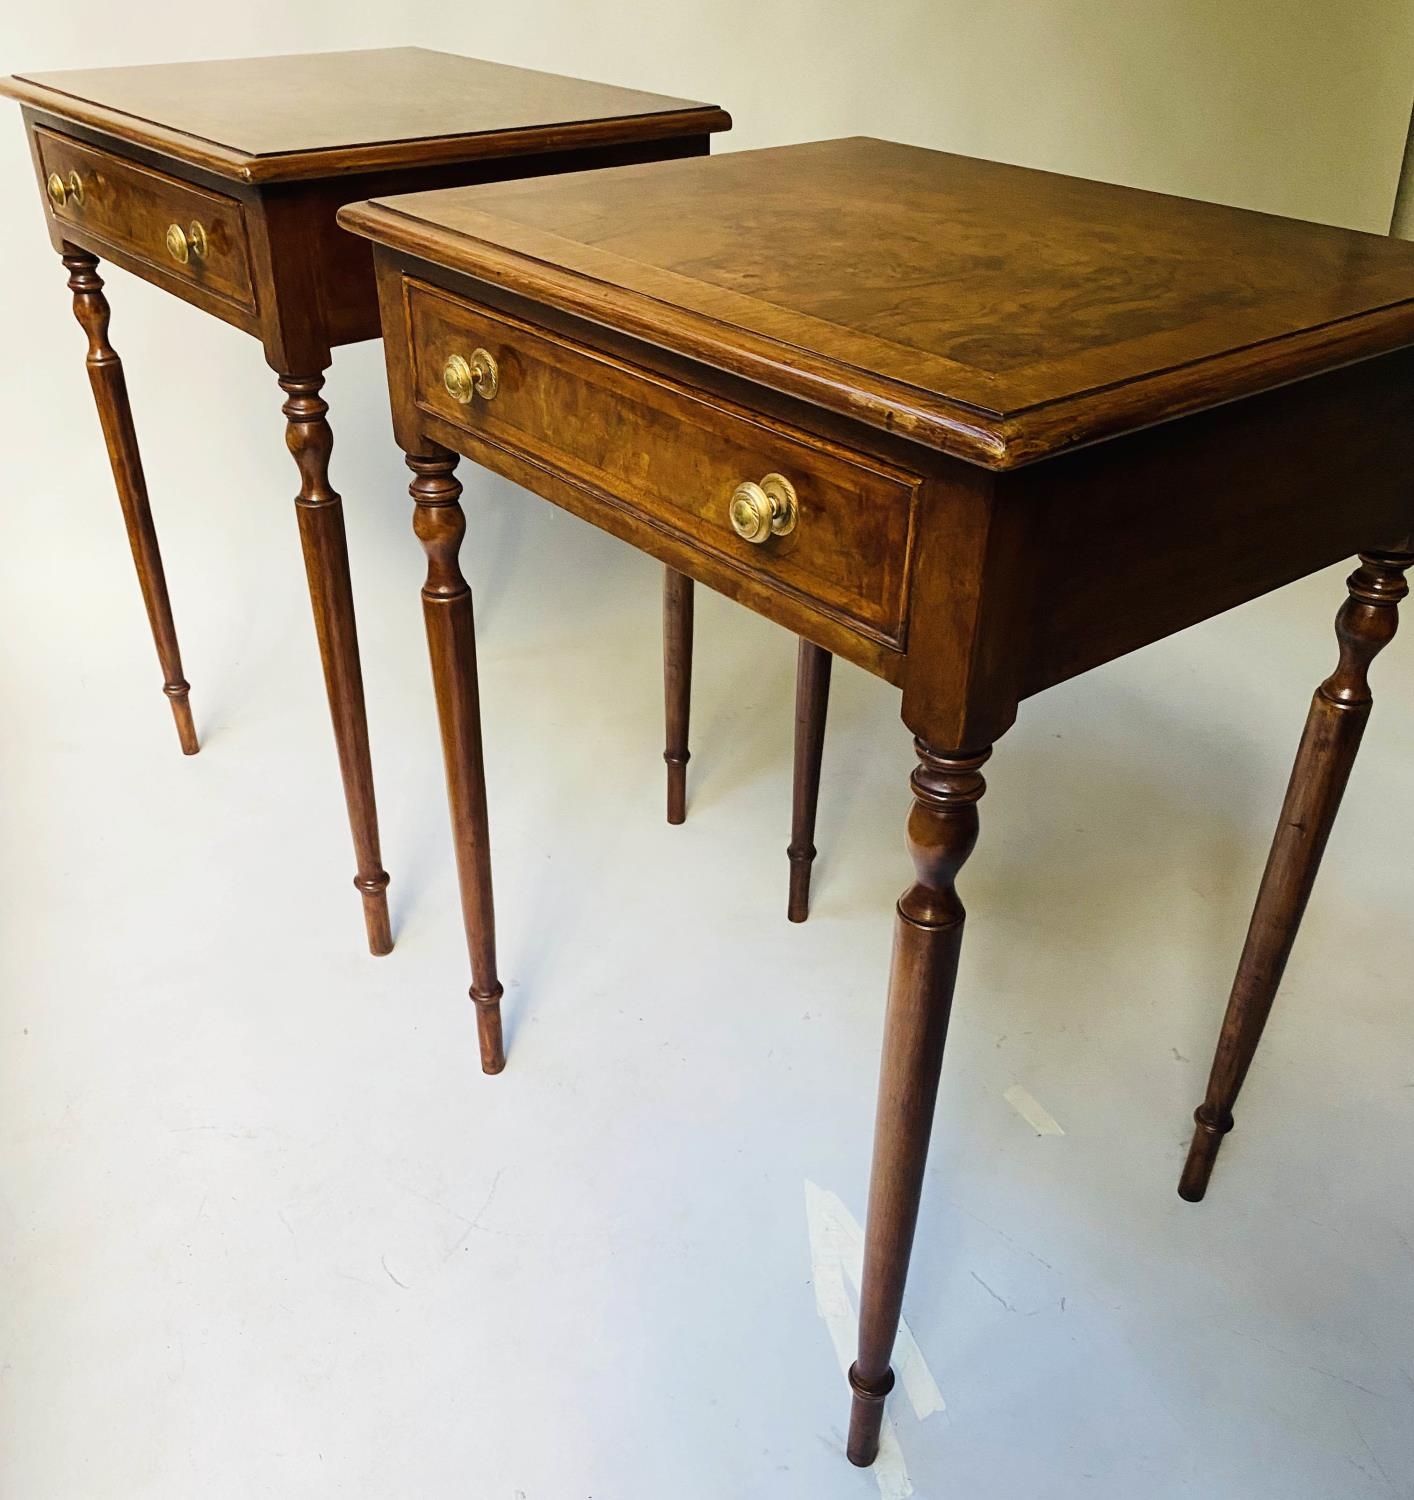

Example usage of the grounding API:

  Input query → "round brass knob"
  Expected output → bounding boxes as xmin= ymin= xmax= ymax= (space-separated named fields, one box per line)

xmin=728 ymin=472 xmax=798 ymax=544
xmin=67 ymin=170 xmax=85 ymax=207
xmin=46 ymin=172 xmax=67 ymax=209
xmin=165 ymin=221 xmax=207 ymax=265
xmin=443 ymin=348 xmax=499 ymax=405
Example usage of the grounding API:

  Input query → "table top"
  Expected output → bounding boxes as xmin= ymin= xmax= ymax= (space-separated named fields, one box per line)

xmin=340 ymin=136 xmax=1414 ymax=468
xmin=1 ymin=48 xmax=730 ymax=185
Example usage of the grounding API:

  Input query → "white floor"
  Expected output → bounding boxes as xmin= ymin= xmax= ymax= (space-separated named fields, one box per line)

xmin=3 ymin=320 xmax=1413 ymax=1500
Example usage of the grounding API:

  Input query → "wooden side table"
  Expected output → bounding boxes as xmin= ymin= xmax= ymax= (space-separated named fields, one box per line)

xmin=348 ymin=137 xmax=1414 ymax=1465
xmin=0 ymin=48 xmax=728 ymax=952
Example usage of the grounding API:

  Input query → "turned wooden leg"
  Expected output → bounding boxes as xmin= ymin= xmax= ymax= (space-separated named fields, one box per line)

xmin=409 ymin=446 xmax=504 ymax=1074
xmin=663 ymin=567 xmax=693 ymax=824
xmin=280 ymin=373 xmax=391 ymax=957
xmin=63 ymin=246 xmax=197 ymax=754
xmin=1179 ymin=550 xmax=1413 ymax=1202
xmin=787 ymin=639 xmax=832 ymax=922
xmin=848 ymin=741 xmax=988 ymax=1466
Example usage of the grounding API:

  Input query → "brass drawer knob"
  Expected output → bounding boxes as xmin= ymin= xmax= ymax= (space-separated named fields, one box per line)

xmin=443 ymin=348 xmax=499 ymax=404
xmin=729 ymin=473 xmax=798 ymax=544
xmin=47 ymin=171 xmax=83 ymax=209
xmin=165 ymin=220 xmax=208 ymax=265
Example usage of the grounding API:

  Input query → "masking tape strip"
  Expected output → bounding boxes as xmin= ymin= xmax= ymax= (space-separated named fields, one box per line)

xmin=806 ymin=1180 xmax=949 ymax=1497
xmin=1004 ymin=1083 xmax=1065 ymax=1136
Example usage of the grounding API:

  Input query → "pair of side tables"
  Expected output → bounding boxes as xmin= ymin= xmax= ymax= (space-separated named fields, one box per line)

xmin=8 ymin=47 xmax=1414 ymax=1472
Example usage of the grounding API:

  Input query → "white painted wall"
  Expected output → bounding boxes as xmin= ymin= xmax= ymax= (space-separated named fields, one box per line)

xmin=3 ymin=9 xmax=1414 ymax=1500
xmin=12 ymin=2 xmax=1414 ymax=228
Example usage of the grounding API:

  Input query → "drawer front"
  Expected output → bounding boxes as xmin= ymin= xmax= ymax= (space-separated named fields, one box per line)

xmin=36 ymin=129 xmax=255 ymax=311
xmin=407 ymin=282 xmax=920 ymax=647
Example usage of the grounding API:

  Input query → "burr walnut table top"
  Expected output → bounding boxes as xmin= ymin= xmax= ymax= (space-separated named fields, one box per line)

xmin=0 ymin=47 xmax=731 ymax=184
xmin=341 ymin=135 xmax=1414 ymax=466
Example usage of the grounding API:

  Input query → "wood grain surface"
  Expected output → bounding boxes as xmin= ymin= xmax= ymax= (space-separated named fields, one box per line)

xmin=341 ymin=137 xmax=1414 ymax=465
xmin=2 ymin=48 xmax=730 ymax=183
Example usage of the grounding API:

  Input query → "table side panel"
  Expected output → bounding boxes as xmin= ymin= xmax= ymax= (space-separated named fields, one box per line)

xmin=19 ymin=110 xmax=720 ymax=372
xmin=1017 ymin=349 xmax=1414 ymax=695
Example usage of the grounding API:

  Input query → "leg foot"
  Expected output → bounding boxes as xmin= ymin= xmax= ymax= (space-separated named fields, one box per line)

xmin=64 ymin=247 xmax=197 ymax=754
xmin=410 ymin=446 xmax=505 ymax=1073
xmin=355 ymin=873 xmax=394 ymax=958
xmin=846 ymin=1362 xmax=895 ymax=1466
xmin=472 ymin=983 xmax=506 ymax=1075
xmin=848 ymin=741 xmax=988 ymax=1462
xmin=787 ymin=639 xmax=832 ymax=921
xmin=165 ymin=682 xmax=199 ymax=756
xmin=663 ymin=568 xmax=693 ymax=824
xmin=1177 ymin=1106 xmax=1232 ymax=1202
xmin=1179 ymin=550 xmax=1412 ymax=1199
xmin=281 ymin=373 xmax=391 ymax=956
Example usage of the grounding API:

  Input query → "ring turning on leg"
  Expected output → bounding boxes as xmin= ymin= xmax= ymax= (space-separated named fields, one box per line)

xmin=280 ymin=372 xmax=391 ymax=956
xmin=409 ymin=446 xmax=505 ymax=1074
xmin=1179 ymin=550 xmax=1413 ymax=1201
xmin=848 ymin=741 xmax=988 ymax=1465
xmin=64 ymin=246 xmax=197 ymax=755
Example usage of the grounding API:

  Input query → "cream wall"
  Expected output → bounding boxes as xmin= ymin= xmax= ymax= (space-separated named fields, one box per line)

xmin=4 ymin=4 xmax=1411 ymax=557
xmin=414 ymin=0 xmax=1414 ymax=231
xmin=7 ymin=2 xmax=1414 ymax=231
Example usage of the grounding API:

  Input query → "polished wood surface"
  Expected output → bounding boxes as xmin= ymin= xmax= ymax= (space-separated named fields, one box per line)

xmin=39 ymin=129 xmax=255 ymax=310
xmin=405 ymin=278 xmax=921 ymax=651
xmin=1179 ymin=550 xmax=1414 ymax=1201
xmin=661 ymin=571 xmax=833 ymax=910
xmin=9 ymin=50 xmax=727 ymax=954
xmin=347 ymin=136 xmax=1414 ymax=1469
xmin=62 ymin=246 xmax=197 ymax=755
xmin=662 ymin=569 xmax=693 ymax=825
xmin=787 ymin=639 xmax=832 ymax=922
xmin=408 ymin=446 xmax=505 ymax=1075
xmin=280 ymin=372 xmax=392 ymax=955
xmin=2 ymin=49 xmax=730 ymax=183
xmin=848 ymin=742 xmax=986 ymax=1464
xmin=343 ymin=135 xmax=1414 ymax=465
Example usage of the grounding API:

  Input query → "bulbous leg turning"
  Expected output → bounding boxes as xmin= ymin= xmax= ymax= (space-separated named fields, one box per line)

xmin=63 ymin=246 xmax=197 ymax=754
xmin=848 ymin=742 xmax=988 ymax=1465
xmin=281 ymin=372 xmax=391 ymax=956
xmin=410 ymin=446 xmax=504 ymax=1073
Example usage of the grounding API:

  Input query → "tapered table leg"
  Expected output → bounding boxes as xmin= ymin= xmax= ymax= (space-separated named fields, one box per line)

xmin=663 ymin=567 xmax=693 ymax=824
xmin=280 ymin=372 xmax=391 ymax=957
xmin=62 ymin=246 xmax=197 ymax=755
xmin=848 ymin=740 xmax=989 ymax=1466
xmin=787 ymin=639 xmax=832 ymax=921
xmin=408 ymin=446 xmax=504 ymax=1074
xmin=1179 ymin=550 xmax=1413 ymax=1201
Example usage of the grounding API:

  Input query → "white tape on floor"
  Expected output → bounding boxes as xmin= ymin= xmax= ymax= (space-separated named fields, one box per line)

xmin=805 ymin=1180 xmax=948 ymax=1498
xmin=1003 ymin=1083 xmax=1066 ymax=1136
